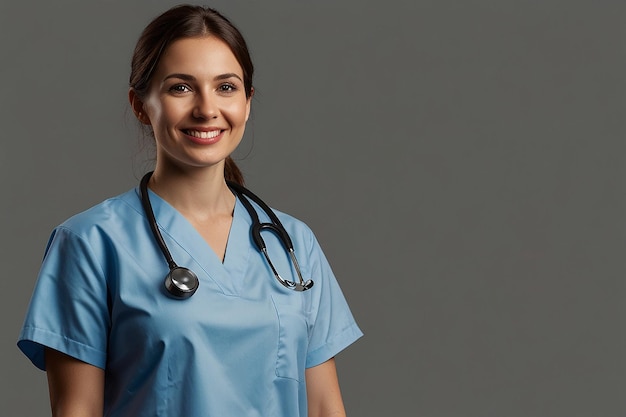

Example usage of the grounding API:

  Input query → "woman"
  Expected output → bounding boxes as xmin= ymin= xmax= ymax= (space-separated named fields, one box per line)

xmin=17 ymin=5 xmax=362 ymax=417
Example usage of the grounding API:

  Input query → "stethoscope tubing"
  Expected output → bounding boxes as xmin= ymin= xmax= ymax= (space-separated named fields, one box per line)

xmin=140 ymin=172 xmax=313 ymax=298
xmin=140 ymin=172 xmax=199 ymax=298
xmin=227 ymin=180 xmax=312 ymax=291
xmin=140 ymin=173 xmax=177 ymax=271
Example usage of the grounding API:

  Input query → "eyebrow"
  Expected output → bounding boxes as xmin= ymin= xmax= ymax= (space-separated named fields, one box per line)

xmin=163 ymin=73 xmax=244 ymax=83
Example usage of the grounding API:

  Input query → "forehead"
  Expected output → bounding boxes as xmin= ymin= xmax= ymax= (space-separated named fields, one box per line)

xmin=156 ymin=36 xmax=243 ymax=78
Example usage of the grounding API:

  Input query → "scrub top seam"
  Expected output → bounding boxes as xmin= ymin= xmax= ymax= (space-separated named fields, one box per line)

xmin=18 ymin=325 xmax=108 ymax=370
xmin=305 ymin=322 xmax=363 ymax=368
xmin=55 ymin=225 xmax=108 ymax=286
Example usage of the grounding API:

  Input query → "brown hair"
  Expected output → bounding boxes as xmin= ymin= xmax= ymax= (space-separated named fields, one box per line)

xmin=130 ymin=5 xmax=254 ymax=185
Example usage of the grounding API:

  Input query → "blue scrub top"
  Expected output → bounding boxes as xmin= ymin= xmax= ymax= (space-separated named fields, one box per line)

xmin=18 ymin=187 xmax=362 ymax=417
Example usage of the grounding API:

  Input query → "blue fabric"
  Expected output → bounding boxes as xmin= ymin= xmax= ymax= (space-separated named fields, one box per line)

xmin=18 ymin=187 xmax=362 ymax=417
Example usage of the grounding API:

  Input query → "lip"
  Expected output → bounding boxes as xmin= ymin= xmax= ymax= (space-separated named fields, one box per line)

xmin=182 ymin=128 xmax=225 ymax=145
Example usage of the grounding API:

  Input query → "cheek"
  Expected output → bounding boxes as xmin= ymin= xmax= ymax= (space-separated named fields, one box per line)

xmin=245 ymin=101 xmax=251 ymax=122
xmin=144 ymin=96 xmax=181 ymax=127
xmin=227 ymin=100 xmax=251 ymax=125
xmin=142 ymin=100 xmax=162 ymax=127
xmin=218 ymin=94 xmax=247 ymax=115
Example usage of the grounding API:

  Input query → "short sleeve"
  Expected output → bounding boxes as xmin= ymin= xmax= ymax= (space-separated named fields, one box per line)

xmin=17 ymin=226 xmax=110 ymax=370
xmin=304 ymin=234 xmax=363 ymax=368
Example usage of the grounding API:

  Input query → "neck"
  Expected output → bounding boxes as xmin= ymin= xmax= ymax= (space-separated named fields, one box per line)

xmin=148 ymin=164 xmax=235 ymax=219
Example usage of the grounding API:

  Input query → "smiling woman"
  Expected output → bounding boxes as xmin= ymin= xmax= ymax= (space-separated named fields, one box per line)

xmin=130 ymin=36 xmax=251 ymax=190
xmin=17 ymin=5 xmax=362 ymax=417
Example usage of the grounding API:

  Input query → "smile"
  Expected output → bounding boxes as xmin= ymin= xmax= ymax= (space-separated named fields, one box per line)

xmin=184 ymin=129 xmax=222 ymax=139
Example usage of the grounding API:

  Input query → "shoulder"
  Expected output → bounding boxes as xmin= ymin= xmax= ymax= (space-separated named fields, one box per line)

xmin=273 ymin=208 xmax=313 ymax=234
xmin=41 ymin=188 xmax=145 ymax=275
xmin=271 ymin=207 xmax=319 ymax=246
xmin=45 ymin=189 xmax=144 ymax=257
xmin=57 ymin=188 xmax=143 ymax=238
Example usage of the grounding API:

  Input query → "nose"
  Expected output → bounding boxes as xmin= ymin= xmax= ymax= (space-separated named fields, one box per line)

xmin=192 ymin=90 xmax=219 ymax=119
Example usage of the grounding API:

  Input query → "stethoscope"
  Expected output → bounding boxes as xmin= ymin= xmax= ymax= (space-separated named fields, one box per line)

xmin=140 ymin=172 xmax=314 ymax=299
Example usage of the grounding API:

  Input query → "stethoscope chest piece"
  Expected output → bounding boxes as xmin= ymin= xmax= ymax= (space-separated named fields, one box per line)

xmin=164 ymin=266 xmax=199 ymax=299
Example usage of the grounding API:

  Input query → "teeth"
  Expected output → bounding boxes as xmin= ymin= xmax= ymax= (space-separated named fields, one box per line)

xmin=186 ymin=130 xmax=221 ymax=139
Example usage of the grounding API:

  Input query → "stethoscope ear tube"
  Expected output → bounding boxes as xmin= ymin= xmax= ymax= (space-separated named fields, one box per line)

xmin=227 ymin=181 xmax=313 ymax=292
xmin=227 ymin=181 xmax=295 ymax=249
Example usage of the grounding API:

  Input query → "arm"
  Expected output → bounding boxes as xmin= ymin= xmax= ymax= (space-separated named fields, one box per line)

xmin=305 ymin=358 xmax=347 ymax=417
xmin=45 ymin=348 xmax=105 ymax=417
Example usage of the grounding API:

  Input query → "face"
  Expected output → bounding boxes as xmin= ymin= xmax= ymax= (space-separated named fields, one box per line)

xmin=130 ymin=36 xmax=251 ymax=173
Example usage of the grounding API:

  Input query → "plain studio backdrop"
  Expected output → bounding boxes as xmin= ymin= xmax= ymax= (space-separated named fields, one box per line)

xmin=1 ymin=1 xmax=624 ymax=416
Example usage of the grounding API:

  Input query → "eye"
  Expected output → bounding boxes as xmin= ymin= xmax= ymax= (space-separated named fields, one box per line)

xmin=217 ymin=83 xmax=237 ymax=93
xmin=169 ymin=84 xmax=191 ymax=93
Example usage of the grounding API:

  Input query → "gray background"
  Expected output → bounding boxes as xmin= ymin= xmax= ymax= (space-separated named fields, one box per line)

xmin=1 ymin=0 xmax=624 ymax=416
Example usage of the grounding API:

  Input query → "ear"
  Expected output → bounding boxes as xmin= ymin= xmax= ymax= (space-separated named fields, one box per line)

xmin=128 ymin=88 xmax=151 ymax=125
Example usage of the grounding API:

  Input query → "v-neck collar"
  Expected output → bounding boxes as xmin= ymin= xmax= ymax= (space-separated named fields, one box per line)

xmin=137 ymin=187 xmax=253 ymax=296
